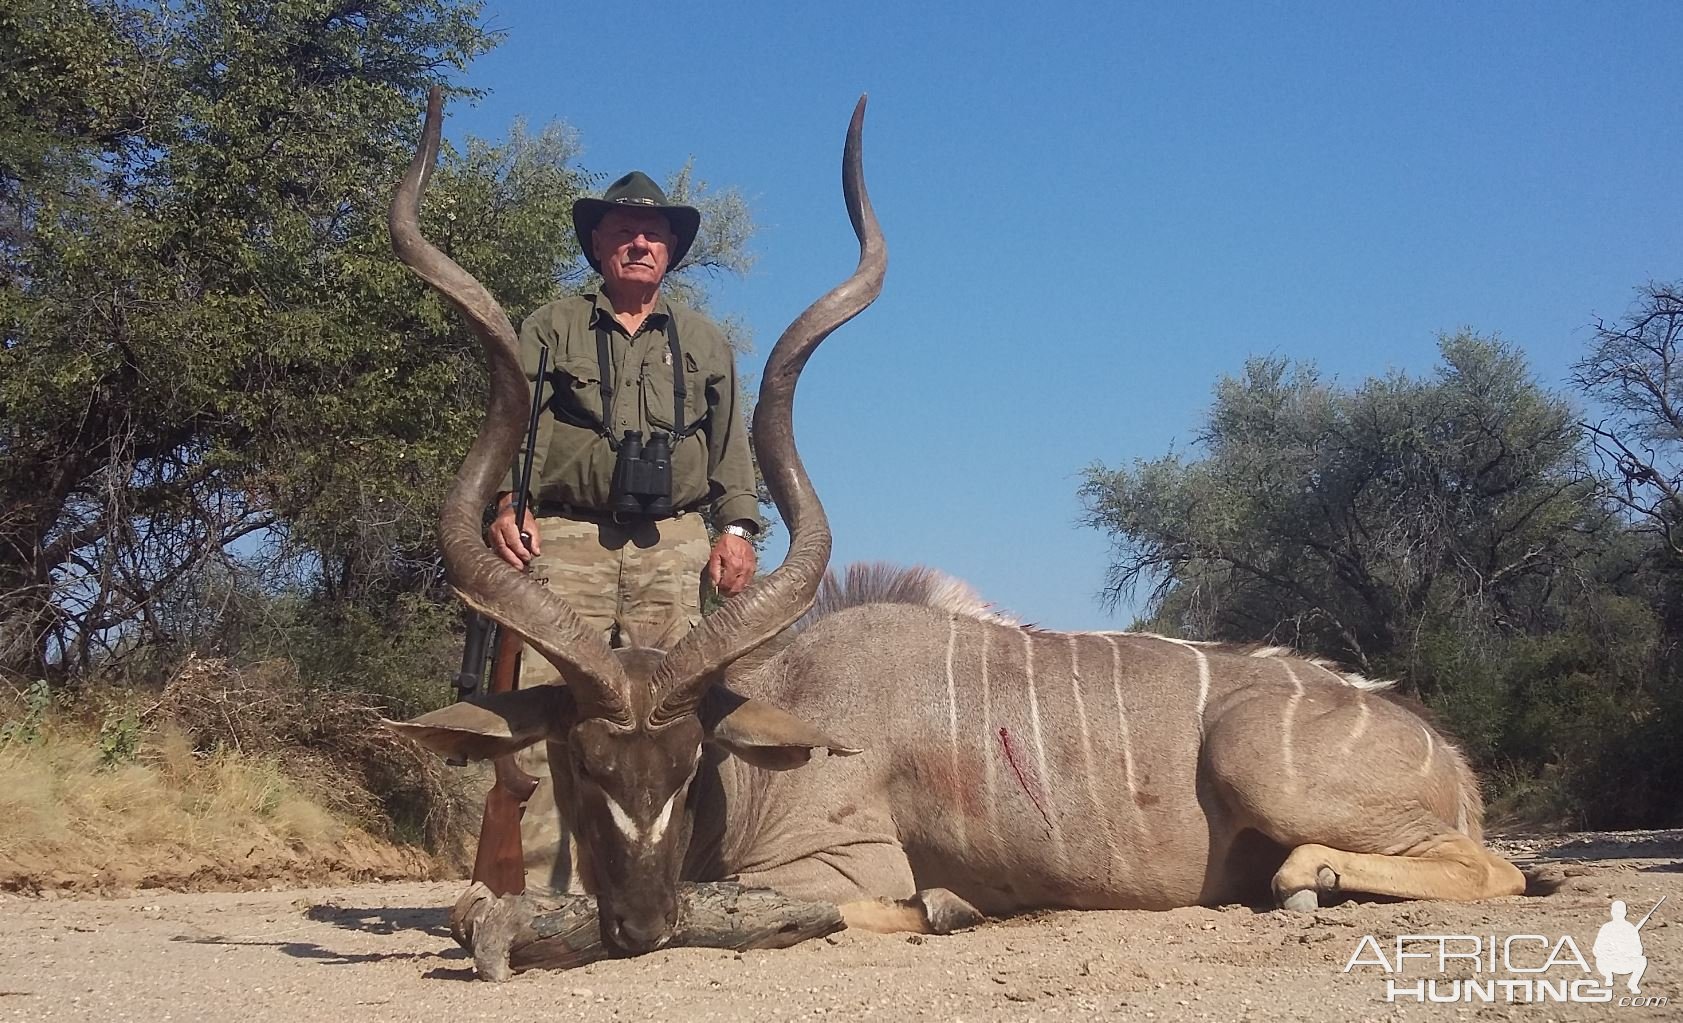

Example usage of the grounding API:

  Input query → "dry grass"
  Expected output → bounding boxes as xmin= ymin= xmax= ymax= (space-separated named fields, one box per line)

xmin=147 ymin=654 xmax=475 ymax=850
xmin=0 ymin=658 xmax=480 ymax=892
xmin=1 ymin=722 xmax=339 ymax=885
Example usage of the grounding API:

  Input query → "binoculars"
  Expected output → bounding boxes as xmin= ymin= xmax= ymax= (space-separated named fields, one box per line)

xmin=609 ymin=429 xmax=675 ymax=518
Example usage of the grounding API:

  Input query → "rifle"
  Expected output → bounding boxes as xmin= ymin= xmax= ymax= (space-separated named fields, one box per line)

xmin=469 ymin=345 xmax=549 ymax=896
xmin=453 ymin=611 xmax=493 ymax=700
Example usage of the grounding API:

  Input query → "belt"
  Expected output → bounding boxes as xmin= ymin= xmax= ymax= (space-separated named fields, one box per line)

xmin=536 ymin=501 xmax=705 ymax=525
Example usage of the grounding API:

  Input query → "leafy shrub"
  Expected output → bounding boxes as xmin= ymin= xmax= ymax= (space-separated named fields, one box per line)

xmin=0 ymin=680 xmax=53 ymax=747
xmin=96 ymin=707 xmax=141 ymax=768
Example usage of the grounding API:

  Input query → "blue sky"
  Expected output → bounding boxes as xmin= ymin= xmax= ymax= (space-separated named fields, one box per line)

xmin=436 ymin=1 xmax=1682 ymax=630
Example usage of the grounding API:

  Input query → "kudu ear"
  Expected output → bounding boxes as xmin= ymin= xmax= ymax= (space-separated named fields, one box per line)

xmin=699 ymin=685 xmax=863 ymax=771
xmin=381 ymin=686 xmax=575 ymax=762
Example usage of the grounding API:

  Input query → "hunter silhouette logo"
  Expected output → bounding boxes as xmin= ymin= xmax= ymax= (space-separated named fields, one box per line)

xmin=1595 ymin=897 xmax=1664 ymax=994
xmin=1343 ymin=896 xmax=1668 ymax=1007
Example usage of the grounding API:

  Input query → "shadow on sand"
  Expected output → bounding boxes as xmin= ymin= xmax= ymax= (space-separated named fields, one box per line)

xmin=171 ymin=901 xmax=468 ymax=969
xmin=302 ymin=902 xmax=453 ymax=938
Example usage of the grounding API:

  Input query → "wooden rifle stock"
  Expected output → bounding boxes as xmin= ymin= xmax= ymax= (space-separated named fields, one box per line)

xmin=470 ymin=622 xmax=540 ymax=895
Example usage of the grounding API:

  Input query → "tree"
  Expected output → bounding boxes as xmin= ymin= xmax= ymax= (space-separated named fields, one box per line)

xmin=1079 ymin=333 xmax=1683 ymax=825
xmin=1573 ymin=280 xmax=1683 ymax=558
xmin=0 ymin=0 xmax=763 ymax=681
xmin=0 ymin=0 xmax=501 ymax=677
xmin=1078 ymin=333 xmax=1601 ymax=679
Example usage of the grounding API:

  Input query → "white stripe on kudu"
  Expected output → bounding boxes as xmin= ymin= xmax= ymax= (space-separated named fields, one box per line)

xmin=1159 ymin=637 xmax=1212 ymax=733
xmin=1279 ymin=660 xmax=1304 ymax=781
xmin=1100 ymin=635 xmax=1139 ymax=800
xmin=1022 ymin=631 xmax=1067 ymax=861
xmin=1418 ymin=726 xmax=1435 ymax=777
xmin=944 ymin=617 xmax=967 ymax=847
xmin=980 ymin=625 xmax=1000 ymax=843
xmin=1067 ymin=636 xmax=1118 ymax=866
xmin=1340 ymin=697 xmax=1372 ymax=758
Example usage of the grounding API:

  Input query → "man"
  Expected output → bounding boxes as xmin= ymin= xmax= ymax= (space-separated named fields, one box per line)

xmin=484 ymin=171 xmax=764 ymax=894
xmin=488 ymin=170 xmax=763 ymax=646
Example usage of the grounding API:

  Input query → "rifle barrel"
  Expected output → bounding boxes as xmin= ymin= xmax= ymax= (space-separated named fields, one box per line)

xmin=1635 ymin=895 xmax=1667 ymax=930
xmin=512 ymin=345 xmax=549 ymax=551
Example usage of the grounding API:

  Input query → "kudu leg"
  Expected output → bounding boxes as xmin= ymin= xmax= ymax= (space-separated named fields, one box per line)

xmin=732 ymin=832 xmax=983 ymax=935
xmin=1203 ymin=683 xmax=1526 ymax=910
xmin=1272 ymin=834 xmax=1527 ymax=910
xmin=840 ymin=888 xmax=986 ymax=935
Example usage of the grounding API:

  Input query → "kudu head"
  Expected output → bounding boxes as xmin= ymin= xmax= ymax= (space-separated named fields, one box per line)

xmin=383 ymin=87 xmax=885 ymax=953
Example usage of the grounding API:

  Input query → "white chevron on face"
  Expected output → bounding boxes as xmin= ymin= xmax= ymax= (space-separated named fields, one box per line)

xmin=603 ymin=790 xmax=678 ymax=846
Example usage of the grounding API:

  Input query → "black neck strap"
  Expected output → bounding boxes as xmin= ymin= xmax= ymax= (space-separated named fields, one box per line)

xmin=593 ymin=312 xmax=691 ymax=447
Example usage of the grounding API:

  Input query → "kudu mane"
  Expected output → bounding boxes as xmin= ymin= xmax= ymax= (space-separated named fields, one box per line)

xmin=793 ymin=561 xmax=1021 ymax=632
xmin=778 ymin=563 xmax=1403 ymax=701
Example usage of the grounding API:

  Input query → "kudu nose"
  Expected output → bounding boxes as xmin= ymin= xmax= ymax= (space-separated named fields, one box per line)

xmin=607 ymin=915 xmax=670 ymax=955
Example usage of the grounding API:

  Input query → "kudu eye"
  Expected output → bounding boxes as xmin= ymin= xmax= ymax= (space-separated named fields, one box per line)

xmin=571 ymin=748 xmax=597 ymax=782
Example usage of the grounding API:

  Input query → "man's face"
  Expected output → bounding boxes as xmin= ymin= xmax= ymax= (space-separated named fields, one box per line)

xmin=593 ymin=208 xmax=674 ymax=293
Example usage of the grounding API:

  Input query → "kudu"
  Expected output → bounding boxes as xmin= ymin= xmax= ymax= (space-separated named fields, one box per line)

xmin=389 ymin=92 xmax=1528 ymax=948
xmin=742 ymin=583 xmax=1530 ymax=922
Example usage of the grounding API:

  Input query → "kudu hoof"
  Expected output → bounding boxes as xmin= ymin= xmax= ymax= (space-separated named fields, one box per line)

xmin=914 ymin=888 xmax=985 ymax=935
xmin=1275 ymin=860 xmax=1341 ymax=912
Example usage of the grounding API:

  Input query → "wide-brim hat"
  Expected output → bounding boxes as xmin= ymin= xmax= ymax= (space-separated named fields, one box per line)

xmin=572 ymin=171 xmax=701 ymax=275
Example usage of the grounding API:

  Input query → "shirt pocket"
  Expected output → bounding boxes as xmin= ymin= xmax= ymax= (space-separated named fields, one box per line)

xmin=546 ymin=352 xmax=607 ymax=430
xmin=642 ymin=349 xmax=709 ymax=434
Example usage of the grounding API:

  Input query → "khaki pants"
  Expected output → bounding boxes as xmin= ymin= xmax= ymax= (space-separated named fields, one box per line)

xmin=510 ymin=510 xmax=711 ymax=894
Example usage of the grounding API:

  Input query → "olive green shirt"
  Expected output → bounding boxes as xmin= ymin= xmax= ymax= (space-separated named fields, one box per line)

xmin=498 ymin=289 xmax=763 ymax=532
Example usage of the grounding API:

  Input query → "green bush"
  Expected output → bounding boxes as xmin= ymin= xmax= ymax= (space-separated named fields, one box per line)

xmin=0 ymin=680 xmax=53 ymax=747
xmin=96 ymin=707 xmax=141 ymax=768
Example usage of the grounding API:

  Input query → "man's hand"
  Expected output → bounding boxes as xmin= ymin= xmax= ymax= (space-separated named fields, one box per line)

xmin=707 ymin=530 xmax=756 ymax=597
xmin=488 ymin=493 xmax=542 ymax=569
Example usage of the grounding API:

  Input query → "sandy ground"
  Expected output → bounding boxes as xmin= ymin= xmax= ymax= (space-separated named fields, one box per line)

xmin=0 ymin=831 xmax=1677 ymax=1023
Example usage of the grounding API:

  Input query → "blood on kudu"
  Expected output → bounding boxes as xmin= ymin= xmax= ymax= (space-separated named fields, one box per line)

xmin=998 ymin=727 xmax=1055 ymax=835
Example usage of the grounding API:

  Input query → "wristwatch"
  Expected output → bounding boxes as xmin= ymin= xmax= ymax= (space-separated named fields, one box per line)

xmin=722 ymin=522 xmax=755 ymax=540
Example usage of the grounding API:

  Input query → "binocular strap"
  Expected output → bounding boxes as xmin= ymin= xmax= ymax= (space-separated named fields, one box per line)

xmin=594 ymin=317 xmax=694 ymax=449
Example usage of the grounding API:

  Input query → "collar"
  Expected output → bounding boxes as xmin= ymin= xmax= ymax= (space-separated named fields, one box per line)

xmin=588 ymin=289 xmax=672 ymax=335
